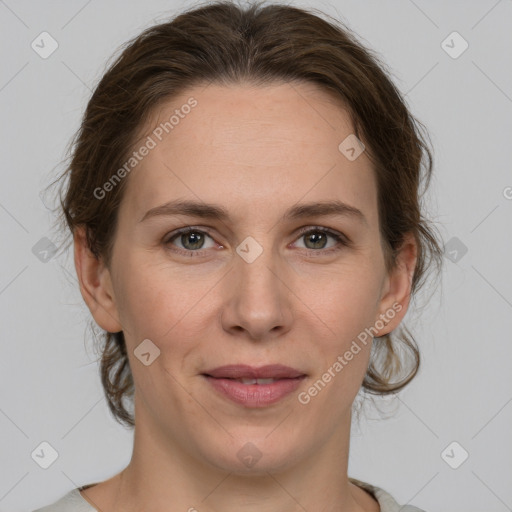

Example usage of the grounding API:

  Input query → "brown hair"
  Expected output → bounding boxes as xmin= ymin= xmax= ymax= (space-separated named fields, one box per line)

xmin=50 ymin=0 xmax=443 ymax=428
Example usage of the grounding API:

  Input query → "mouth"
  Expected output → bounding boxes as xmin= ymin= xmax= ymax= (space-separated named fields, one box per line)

xmin=201 ymin=365 xmax=307 ymax=407
xmin=201 ymin=363 xmax=306 ymax=380
xmin=206 ymin=377 xmax=294 ymax=385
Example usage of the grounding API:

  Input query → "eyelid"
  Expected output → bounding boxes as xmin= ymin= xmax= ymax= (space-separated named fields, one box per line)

xmin=163 ymin=225 xmax=350 ymax=255
xmin=294 ymin=225 xmax=351 ymax=244
xmin=162 ymin=226 xmax=219 ymax=251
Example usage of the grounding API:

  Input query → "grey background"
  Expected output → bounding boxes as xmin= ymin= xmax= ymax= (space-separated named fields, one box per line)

xmin=1 ymin=1 xmax=511 ymax=511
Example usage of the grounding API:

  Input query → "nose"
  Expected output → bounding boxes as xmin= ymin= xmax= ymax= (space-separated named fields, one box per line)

xmin=220 ymin=242 xmax=294 ymax=341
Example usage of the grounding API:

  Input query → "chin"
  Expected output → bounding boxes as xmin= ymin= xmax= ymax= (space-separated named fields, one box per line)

xmin=199 ymin=434 xmax=304 ymax=476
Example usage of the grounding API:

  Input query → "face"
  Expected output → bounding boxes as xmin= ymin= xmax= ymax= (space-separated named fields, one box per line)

xmin=77 ymin=81 xmax=415 ymax=475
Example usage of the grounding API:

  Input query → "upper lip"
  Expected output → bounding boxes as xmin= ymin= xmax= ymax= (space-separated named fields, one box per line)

xmin=202 ymin=364 xmax=306 ymax=379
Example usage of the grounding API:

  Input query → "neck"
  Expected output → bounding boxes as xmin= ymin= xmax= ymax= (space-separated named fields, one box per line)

xmin=106 ymin=399 xmax=377 ymax=512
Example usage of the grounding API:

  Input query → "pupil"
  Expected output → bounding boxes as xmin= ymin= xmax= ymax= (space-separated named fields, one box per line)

xmin=306 ymin=232 xmax=326 ymax=249
xmin=183 ymin=232 xmax=204 ymax=250
xmin=179 ymin=231 xmax=327 ymax=251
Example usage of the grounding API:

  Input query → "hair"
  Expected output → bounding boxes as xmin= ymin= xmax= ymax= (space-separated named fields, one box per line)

xmin=49 ymin=0 xmax=443 ymax=428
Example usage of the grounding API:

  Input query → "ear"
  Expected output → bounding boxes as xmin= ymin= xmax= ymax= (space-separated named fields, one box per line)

xmin=373 ymin=232 xmax=417 ymax=337
xmin=73 ymin=226 xmax=123 ymax=333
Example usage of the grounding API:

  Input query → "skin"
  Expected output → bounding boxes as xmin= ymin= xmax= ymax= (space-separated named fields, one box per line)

xmin=74 ymin=81 xmax=417 ymax=512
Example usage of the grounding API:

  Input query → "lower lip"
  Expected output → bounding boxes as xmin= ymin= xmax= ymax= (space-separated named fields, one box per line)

xmin=203 ymin=376 xmax=305 ymax=407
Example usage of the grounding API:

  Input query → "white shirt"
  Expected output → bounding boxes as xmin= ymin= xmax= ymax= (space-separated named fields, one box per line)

xmin=32 ymin=478 xmax=426 ymax=511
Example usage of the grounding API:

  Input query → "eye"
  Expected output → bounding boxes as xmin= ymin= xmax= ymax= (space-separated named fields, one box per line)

xmin=163 ymin=226 xmax=349 ymax=257
xmin=292 ymin=226 xmax=349 ymax=255
xmin=163 ymin=227 xmax=217 ymax=256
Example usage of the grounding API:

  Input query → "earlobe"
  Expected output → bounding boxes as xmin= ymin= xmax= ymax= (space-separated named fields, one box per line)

xmin=374 ymin=233 xmax=417 ymax=337
xmin=73 ymin=226 xmax=123 ymax=333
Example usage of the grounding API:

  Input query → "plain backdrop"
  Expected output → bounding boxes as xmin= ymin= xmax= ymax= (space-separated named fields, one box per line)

xmin=0 ymin=1 xmax=511 ymax=511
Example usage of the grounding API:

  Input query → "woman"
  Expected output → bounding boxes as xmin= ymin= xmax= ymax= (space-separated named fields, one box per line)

xmin=34 ymin=1 xmax=443 ymax=511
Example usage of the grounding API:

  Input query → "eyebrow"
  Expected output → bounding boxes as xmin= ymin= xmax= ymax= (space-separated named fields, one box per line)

xmin=139 ymin=199 xmax=368 ymax=226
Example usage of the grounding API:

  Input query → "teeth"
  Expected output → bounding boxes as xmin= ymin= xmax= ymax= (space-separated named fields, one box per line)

xmin=237 ymin=378 xmax=277 ymax=385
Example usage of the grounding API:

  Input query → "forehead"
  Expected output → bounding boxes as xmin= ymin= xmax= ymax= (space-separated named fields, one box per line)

xmin=120 ymin=81 xmax=378 ymax=227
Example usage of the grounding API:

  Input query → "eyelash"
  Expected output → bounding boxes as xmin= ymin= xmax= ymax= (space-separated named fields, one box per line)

xmin=163 ymin=226 xmax=350 ymax=258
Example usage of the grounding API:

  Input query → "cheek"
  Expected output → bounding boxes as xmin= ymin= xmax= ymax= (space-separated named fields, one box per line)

xmin=313 ymin=263 xmax=383 ymax=336
xmin=304 ymin=264 xmax=382 ymax=387
xmin=110 ymin=253 xmax=176 ymax=338
xmin=302 ymin=281 xmax=378 ymax=408
xmin=114 ymin=278 xmax=161 ymax=338
xmin=113 ymin=254 xmax=219 ymax=349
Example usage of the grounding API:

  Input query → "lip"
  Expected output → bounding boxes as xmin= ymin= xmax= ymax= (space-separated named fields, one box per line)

xmin=202 ymin=364 xmax=306 ymax=380
xmin=203 ymin=375 xmax=306 ymax=407
xmin=201 ymin=364 xmax=307 ymax=408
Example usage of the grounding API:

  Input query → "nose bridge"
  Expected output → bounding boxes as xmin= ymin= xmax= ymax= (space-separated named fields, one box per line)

xmin=223 ymin=233 xmax=292 ymax=336
xmin=235 ymin=233 xmax=282 ymax=302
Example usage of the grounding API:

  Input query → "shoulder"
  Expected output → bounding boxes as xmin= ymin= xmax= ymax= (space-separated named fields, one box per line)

xmin=33 ymin=479 xmax=427 ymax=512
xmin=32 ymin=487 xmax=97 ymax=512
xmin=349 ymin=477 xmax=427 ymax=512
